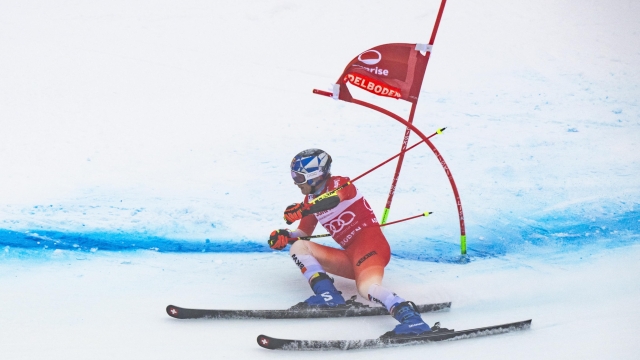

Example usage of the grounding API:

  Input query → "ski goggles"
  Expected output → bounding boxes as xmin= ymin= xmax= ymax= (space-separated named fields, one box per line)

xmin=291 ymin=169 xmax=322 ymax=185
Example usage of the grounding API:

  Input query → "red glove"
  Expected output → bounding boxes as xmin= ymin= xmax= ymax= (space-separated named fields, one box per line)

xmin=268 ymin=229 xmax=291 ymax=250
xmin=283 ymin=203 xmax=311 ymax=225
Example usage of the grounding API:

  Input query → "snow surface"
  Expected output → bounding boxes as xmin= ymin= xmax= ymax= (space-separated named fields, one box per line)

xmin=1 ymin=0 xmax=639 ymax=359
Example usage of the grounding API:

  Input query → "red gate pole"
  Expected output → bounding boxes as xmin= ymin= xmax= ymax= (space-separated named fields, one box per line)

xmin=312 ymin=89 xmax=466 ymax=255
xmin=350 ymin=97 xmax=466 ymax=255
xmin=380 ymin=102 xmax=417 ymax=225
xmin=380 ymin=0 xmax=447 ymax=225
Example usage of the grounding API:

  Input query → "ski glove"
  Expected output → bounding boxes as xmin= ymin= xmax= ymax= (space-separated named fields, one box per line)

xmin=283 ymin=202 xmax=311 ymax=225
xmin=268 ymin=229 xmax=291 ymax=250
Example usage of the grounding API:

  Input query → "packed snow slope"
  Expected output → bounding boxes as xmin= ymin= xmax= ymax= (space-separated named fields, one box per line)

xmin=0 ymin=0 xmax=639 ymax=359
xmin=1 ymin=0 xmax=638 ymax=257
xmin=1 ymin=246 xmax=639 ymax=359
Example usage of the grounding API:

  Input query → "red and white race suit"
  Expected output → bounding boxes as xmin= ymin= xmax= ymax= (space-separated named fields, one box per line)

xmin=298 ymin=176 xmax=379 ymax=249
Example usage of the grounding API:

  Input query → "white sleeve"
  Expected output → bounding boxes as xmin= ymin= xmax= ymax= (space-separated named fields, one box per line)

xmin=290 ymin=229 xmax=309 ymax=238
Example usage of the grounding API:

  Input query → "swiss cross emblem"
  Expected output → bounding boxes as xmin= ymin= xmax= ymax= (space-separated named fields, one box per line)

xmin=260 ymin=337 xmax=269 ymax=345
xmin=170 ymin=308 xmax=178 ymax=315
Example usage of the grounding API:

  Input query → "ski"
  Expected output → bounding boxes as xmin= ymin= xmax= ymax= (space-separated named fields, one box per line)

xmin=166 ymin=297 xmax=450 ymax=320
xmin=257 ymin=319 xmax=532 ymax=350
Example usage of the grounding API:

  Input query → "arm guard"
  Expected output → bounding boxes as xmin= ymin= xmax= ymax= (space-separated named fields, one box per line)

xmin=302 ymin=195 xmax=340 ymax=216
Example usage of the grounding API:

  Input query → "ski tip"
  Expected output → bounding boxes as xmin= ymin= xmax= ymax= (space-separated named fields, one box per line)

xmin=166 ymin=305 xmax=181 ymax=318
xmin=257 ymin=335 xmax=275 ymax=350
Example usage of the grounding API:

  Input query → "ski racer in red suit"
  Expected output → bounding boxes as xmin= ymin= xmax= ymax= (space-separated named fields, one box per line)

xmin=268 ymin=149 xmax=432 ymax=337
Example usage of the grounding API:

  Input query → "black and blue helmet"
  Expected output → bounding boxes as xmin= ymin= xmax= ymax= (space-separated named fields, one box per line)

xmin=290 ymin=149 xmax=332 ymax=187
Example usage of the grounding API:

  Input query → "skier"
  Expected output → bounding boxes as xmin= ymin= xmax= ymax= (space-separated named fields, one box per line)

xmin=268 ymin=148 xmax=432 ymax=337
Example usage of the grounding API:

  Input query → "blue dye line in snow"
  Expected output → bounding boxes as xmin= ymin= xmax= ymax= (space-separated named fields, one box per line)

xmin=1 ymin=209 xmax=638 ymax=262
xmin=391 ymin=208 xmax=640 ymax=263
xmin=0 ymin=230 xmax=270 ymax=254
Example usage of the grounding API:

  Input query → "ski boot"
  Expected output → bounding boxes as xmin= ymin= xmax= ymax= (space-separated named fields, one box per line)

xmin=289 ymin=273 xmax=346 ymax=309
xmin=382 ymin=301 xmax=432 ymax=338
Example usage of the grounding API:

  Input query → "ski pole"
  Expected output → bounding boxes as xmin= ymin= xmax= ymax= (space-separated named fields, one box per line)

xmin=351 ymin=128 xmax=445 ymax=183
xmin=309 ymin=127 xmax=446 ymax=205
xmin=287 ymin=211 xmax=432 ymax=243
xmin=380 ymin=211 xmax=432 ymax=227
